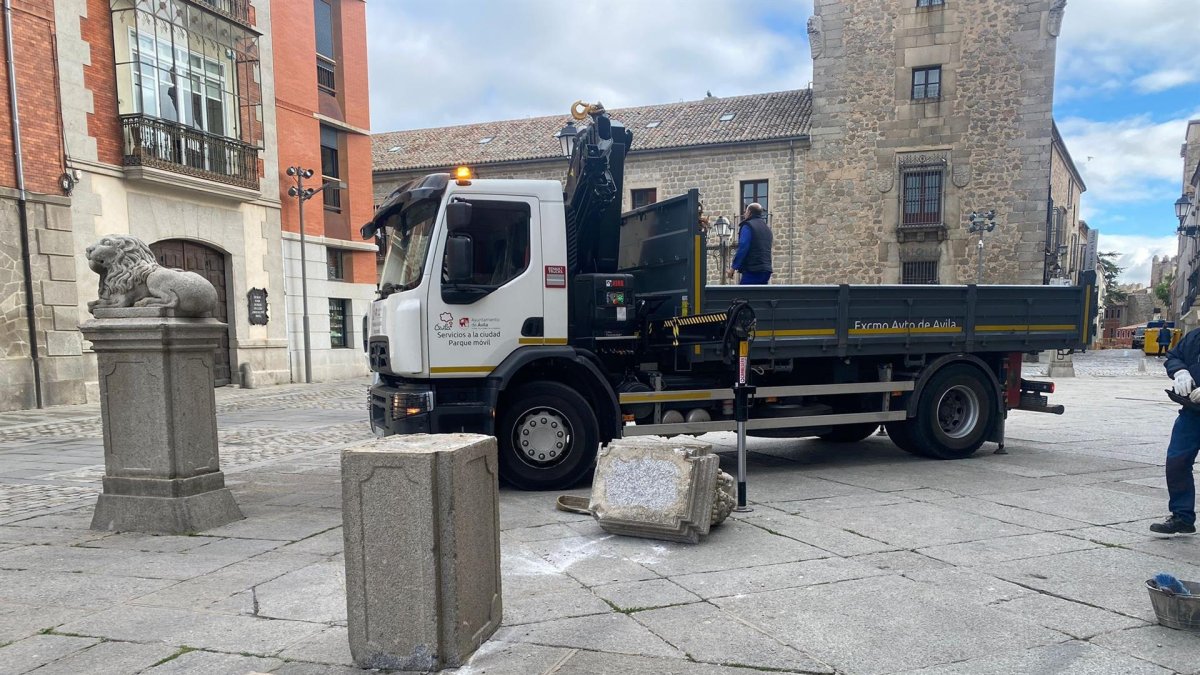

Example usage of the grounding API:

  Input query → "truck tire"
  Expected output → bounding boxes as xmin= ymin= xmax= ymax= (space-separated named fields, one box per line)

xmin=884 ymin=421 xmax=933 ymax=457
xmin=817 ymin=423 xmax=879 ymax=443
xmin=909 ymin=364 xmax=996 ymax=460
xmin=498 ymin=382 xmax=599 ymax=491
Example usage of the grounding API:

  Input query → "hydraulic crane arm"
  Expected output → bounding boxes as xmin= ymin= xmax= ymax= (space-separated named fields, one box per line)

xmin=562 ymin=101 xmax=633 ymax=276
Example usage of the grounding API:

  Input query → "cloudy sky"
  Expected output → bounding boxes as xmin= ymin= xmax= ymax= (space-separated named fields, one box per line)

xmin=365 ymin=0 xmax=1200 ymax=284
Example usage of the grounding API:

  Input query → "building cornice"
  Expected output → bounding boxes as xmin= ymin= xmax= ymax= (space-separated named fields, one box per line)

xmin=314 ymin=113 xmax=370 ymax=136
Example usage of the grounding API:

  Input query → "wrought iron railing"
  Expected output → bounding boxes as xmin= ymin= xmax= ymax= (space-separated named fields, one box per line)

xmin=121 ymin=114 xmax=259 ymax=190
xmin=317 ymin=56 xmax=337 ymax=94
xmin=193 ymin=0 xmax=253 ymax=27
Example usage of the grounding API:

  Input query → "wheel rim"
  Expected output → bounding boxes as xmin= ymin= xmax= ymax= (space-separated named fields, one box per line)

xmin=936 ymin=385 xmax=980 ymax=439
xmin=512 ymin=406 xmax=573 ymax=468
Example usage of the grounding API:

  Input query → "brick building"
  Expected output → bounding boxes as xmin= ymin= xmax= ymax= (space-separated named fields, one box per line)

xmin=0 ymin=1 xmax=84 ymax=410
xmin=0 ymin=0 xmax=374 ymax=411
xmin=374 ymin=0 xmax=1085 ymax=289
xmin=272 ymin=0 xmax=373 ymax=381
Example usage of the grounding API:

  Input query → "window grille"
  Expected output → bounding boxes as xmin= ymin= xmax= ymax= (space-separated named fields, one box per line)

xmin=902 ymin=261 xmax=939 ymax=284
xmin=901 ymin=168 xmax=943 ymax=227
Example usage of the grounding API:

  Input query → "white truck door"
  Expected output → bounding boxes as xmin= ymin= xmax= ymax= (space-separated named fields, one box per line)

xmin=426 ymin=196 xmax=543 ymax=377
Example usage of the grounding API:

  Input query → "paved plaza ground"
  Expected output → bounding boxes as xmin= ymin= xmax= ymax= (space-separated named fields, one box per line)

xmin=0 ymin=350 xmax=1197 ymax=674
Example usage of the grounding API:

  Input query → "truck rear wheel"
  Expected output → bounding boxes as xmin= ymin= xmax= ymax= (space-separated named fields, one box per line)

xmin=909 ymin=364 xmax=996 ymax=460
xmin=817 ymin=423 xmax=879 ymax=443
xmin=498 ymin=382 xmax=599 ymax=491
xmin=884 ymin=421 xmax=932 ymax=457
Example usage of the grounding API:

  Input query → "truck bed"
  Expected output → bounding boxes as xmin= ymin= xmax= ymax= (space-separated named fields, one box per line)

xmin=702 ymin=280 xmax=1095 ymax=360
xmin=617 ymin=190 xmax=1096 ymax=362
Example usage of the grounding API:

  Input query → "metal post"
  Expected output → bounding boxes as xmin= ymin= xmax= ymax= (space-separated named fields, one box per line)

xmin=976 ymin=234 xmax=985 ymax=284
xmin=297 ymin=172 xmax=313 ymax=384
xmin=733 ymin=339 xmax=754 ymax=512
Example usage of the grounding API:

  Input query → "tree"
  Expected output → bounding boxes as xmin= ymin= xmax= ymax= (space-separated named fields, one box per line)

xmin=1098 ymin=251 xmax=1127 ymax=303
xmin=1155 ymin=271 xmax=1175 ymax=310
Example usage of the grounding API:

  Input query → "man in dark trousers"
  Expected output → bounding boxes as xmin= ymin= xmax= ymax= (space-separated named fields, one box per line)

xmin=1156 ymin=327 xmax=1200 ymax=534
xmin=731 ymin=203 xmax=772 ymax=285
xmin=1157 ymin=325 xmax=1172 ymax=357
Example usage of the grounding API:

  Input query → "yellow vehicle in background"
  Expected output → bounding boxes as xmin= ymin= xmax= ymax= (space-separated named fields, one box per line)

xmin=1144 ymin=322 xmax=1180 ymax=356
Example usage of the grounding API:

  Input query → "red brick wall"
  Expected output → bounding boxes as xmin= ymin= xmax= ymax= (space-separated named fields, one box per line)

xmin=0 ymin=1 xmax=66 ymax=194
xmin=81 ymin=0 xmax=121 ymax=167
xmin=272 ymin=0 xmax=372 ymax=274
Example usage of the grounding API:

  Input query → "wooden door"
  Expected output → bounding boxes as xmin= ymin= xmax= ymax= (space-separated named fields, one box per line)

xmin=150 ymin=239 xmax=232 ymax=386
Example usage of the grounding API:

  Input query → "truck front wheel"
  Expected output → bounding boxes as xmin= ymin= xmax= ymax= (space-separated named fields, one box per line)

xmin=909 ymin=364 xmax=996 ymax=460
xmin=498 ymin=382 xmax=600 ymax=491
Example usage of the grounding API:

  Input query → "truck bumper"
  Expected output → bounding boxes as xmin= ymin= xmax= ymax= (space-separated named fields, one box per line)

xmin=368 ymin=379 xmax=495 ymax=437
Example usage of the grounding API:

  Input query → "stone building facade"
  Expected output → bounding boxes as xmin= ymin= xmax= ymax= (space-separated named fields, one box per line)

xmin=1172 ymin=120 xmax=1200 ymax=332
xmin=374 ymin=0 xmax=1077 ymax=289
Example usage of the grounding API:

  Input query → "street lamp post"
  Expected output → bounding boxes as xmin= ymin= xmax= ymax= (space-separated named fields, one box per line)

xmin=708 ymin=215 xmax=734 ymax=283
xmin=286 ymin=165 xmax=344 ymax=384
xmin=967 ymin=210 xmax=997 ymax=284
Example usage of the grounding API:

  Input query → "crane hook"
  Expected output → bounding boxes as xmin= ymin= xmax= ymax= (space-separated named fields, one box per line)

xmin=571 ymin=100 xmax=605 ymax=121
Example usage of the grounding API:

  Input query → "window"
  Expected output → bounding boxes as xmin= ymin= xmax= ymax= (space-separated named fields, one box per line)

xmin=901 ymin=168 xmax=943 ymax=226
xmin=719 ymin=113 xmax=736 ymax=122
xmin=314 ymin=0 xmax=336 ymax=93
xmin=740 ymin=180 xmax=768 ymax=214
xmin=327 ymin=249 xmax=345 ymax=280
xmin=902 ymin=261 xmax=939 ymax=284
xmin=631 ymin=188 xmax=657 ymax=210
xmin=320 ymin=125 xmax=341 ymax=210
xmin=912 ymin=66 xmax=941 ymax=100
xmin=329 ymin=298 xmax=349 ymax=348
xmin=917 ymin=0 xmax=945 ymax=6
xmin=441 ymin=200 xmax=532 ymax=304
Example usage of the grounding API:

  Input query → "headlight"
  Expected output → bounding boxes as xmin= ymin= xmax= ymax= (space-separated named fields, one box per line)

xmin=390 ymin=391 xmax=433 ymax=420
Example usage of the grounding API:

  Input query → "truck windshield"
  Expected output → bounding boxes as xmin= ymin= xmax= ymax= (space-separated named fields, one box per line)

xmin=379 ymin=199 xmax=439 ymax=296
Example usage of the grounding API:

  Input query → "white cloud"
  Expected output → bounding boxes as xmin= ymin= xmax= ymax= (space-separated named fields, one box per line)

xmin=1058 ymin=110 xmax=1199 ymax=209
xmin=1134 ymin=69 xmax=1200 ymax=94
xmin=366 ymin=0 xmax=811 ymax=132
xmin=1098 ymin=233 xmax=1178 ymax=286
xmin=1058 ymin=1 xmax=1200 ymax=96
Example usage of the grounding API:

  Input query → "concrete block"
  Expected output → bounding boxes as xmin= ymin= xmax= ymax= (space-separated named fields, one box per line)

xmin=48 ymin=254 xmax=76 ymax=281
xmin=341 ymin=433 xmax=502 ymax=671
xmin=589 ymin=438 xmax=720 ymax=544
xmin=45 ymin=330 xmax=82 ymax=356
xmin=41 ymin=279 xmax=78 ymax=306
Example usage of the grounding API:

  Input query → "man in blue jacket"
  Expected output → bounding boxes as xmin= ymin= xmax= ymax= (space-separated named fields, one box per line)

xmin=1157 ymin=328 xmax=1200 ymax=534
xmin=731 ymin=203 xmax=772 ymax=285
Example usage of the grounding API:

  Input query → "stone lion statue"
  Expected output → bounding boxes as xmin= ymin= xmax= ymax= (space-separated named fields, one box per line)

xmin=86 ymin=235 xmax=218 ymax=317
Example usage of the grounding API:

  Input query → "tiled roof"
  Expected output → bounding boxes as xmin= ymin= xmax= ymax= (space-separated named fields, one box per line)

xmin=373 ymin=89 xmax=812 ymax=173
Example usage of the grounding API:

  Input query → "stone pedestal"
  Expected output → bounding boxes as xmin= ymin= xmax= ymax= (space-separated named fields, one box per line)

xmin=341 ymin=434 xmax=502 ymax=671
xmin=80 ymin=308 xmax=242 ymax=534
xmin=1046 ymin=350 xmax=1076 ymax=378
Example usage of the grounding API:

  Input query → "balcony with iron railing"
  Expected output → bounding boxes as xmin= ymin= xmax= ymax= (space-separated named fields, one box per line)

xmin=317 ymin=55 xmax=337 ymax=95
xmin=121 ymin=114 xmax=259 ymax=190
xmin=193 ymin=0 xmax=253 ymax=28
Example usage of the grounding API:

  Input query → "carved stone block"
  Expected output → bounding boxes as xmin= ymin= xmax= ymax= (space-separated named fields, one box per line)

xmin=589 ymin=438 xmax=721 ymax=544
xmin=81 ymin=311 xmax=242 ymax=534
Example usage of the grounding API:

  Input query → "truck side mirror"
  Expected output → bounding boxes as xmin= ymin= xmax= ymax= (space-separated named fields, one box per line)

xmin=446 ymin=234 xmax=473 ymax=284
xmin=446 ymin=201 xmax=472 ymax=229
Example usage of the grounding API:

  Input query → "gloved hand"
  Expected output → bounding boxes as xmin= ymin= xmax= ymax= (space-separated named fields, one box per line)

xmin=1174 ymin=370 xmax=1196 ymax=396
xmin=1189 ymin=387 xmax=1200 ymax=403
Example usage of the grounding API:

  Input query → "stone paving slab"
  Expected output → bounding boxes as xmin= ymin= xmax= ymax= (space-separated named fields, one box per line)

xmin=145 ymin=649 xmax=284 ymax=674
xmin=714 ymin=574 xmax=1066 ymax=674
xmin=1090 ymin=625 xmax=1200 ymax=674
xmin=0 ymin=369 xmax=1197 ymax=674
xmin=631 ymin=602 xmax=836 ymax=673
xmin=19 ymin=640 xmax=180 ymax=675
xmin=898 ymin=640 xmax=1173 ymax=674
xmin=0 ymin=634 xmax=99 ymax=675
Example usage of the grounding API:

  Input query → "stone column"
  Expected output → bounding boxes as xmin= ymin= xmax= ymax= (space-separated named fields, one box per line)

xmin=342 ymin=434 xmax=502 ymax=671
xmin=81 ymin=308 xmax=243 ymax=534
xmin=1046 ymin=350 xmax=1076 ymax=378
